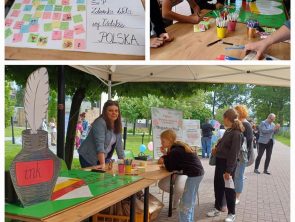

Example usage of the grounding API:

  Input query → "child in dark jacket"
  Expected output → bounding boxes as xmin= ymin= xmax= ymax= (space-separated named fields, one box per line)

xmin=158 ymin=129 xmax=204 ymax=222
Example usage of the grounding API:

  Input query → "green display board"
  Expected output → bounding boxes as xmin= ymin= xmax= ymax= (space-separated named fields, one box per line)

xmin=205 ymin=0 xmax=287 ymax=28
xmin=6 ymin=170 xmax=142 ymax=219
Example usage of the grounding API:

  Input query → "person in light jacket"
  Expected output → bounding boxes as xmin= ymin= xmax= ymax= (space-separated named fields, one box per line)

xmin=78 ymin=100 xmax=125 ymax=169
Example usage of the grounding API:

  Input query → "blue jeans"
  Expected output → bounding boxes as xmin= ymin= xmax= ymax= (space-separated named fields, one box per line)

xmin=201 ymin=137 xmax=212 ymax=158
xmin=179 ymin=175 xmax=204 ymax=222
xmin=234 ymin=161 xmax=246 ymax=193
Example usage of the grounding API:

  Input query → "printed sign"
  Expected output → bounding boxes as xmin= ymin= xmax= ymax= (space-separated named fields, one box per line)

xmin=182 ymin=119 xmax=201 ymax=147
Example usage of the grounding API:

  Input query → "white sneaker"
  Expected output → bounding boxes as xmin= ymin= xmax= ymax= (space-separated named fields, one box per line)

xmin=235 ymin=198 xmax=240 ymax=205
xmin=207 ymin=208 xmax=220 ymax=217
xmin=225 ymin=214 xmax=236 ymax=222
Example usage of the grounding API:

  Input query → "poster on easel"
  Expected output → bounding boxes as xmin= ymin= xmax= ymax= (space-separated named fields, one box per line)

xmin=151 ymin=107 xmax=183 ymax=159
xmin=5 ymin=0 xmax=145 ymax=56
xmin=182 ymin=119 xmax=201 ymax=147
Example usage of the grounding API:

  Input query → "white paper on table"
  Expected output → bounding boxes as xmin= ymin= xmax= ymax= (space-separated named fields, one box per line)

xmin=224 ymin=177 xmax=235 ymax=189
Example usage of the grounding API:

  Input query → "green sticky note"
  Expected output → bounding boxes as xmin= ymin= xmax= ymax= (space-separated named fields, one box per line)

xmin=48 ymin=0 xmax=56 ymax=4
xmin=73 ymin=14 xmax=83 ymax=23
xmin=54 ymin=5 xmax=62 ymax=11
xmin=77 ymin=5 xmax=85 ymax=11
xmin=5 ymin=28 xmax=13 ymax=39
xmin=36 ymin=5 xmax=45 ymax=11
xmin=28 ymin=33 xmax=39 ymax=43
xmin=13 ymin=3 xmax=21 ymax=9
xmin=22 ymin=14 xmax=32 ymax=22
xmin=44 ymin=23 xmax=53 ymax=32
xmin=63 ymin=6 xmax=72 ymax=12
xmin=60 ymin=22 xmax=69 ymax=30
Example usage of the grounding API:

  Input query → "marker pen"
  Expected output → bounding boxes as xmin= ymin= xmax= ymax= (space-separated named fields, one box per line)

xmin=216 ymin=55 xmax=241 ymax=60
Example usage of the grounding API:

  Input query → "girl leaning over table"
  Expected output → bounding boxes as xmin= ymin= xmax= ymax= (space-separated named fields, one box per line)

xmin=207 ymin=108 xmax=244 ymax=222
xmin=78 ymin=100 xmax=125 ymax=169
xmin=158 ymin=129 xmax=204 ymax=222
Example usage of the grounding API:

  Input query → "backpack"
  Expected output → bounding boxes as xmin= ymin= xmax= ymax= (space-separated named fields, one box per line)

xmin=239 ymin=134 xmax=248 ymax=164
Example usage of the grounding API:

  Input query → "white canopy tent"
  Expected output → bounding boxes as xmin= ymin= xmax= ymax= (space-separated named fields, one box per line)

xmin=72 ymin=65 xmax=290 ymax=98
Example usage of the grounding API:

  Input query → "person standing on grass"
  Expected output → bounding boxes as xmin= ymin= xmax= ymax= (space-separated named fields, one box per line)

xmin=207 ymin=108 xmax=244 ymax=222
xmin=234 ymin=105 xmax=253 ymax=205
xmin=49 ymin=118 xmax=57 ymax=146
xmin=158 ymin=129 xmax=204 ymax=222
xmin=201 ymin=119 xmax=215 ymax=158
xmin=254 ymin=113 xmax=280 ymax=175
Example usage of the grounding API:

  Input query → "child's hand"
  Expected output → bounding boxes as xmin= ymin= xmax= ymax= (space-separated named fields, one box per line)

xmin=223 ymin=172 xmax=231 ymax=180
xmin=150 ymin=37 xmax=164 ymax=48
xmin=160 ymin=146 xmax=167 ymax=154
xmin=159 ymin=33 xmax=174 ymax=43
xmin=216 ymin=3 xmax=223 ymax=9
xmin=189 ymin=14 xmax=201 ymax=24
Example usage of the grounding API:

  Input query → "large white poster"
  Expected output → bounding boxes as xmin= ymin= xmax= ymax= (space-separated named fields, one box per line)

xmin=151 ymin=107 xmax=183 ymax=159
xmin=5 ymin=0 xmax=145 ymax=56
xmin=182 ymin=119 xmax=201 ymax=147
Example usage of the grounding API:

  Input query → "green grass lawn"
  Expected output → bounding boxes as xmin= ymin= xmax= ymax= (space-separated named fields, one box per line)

xmin=275 ymin=135 xmax=290 ymax=147
xmin=5 ymin=126 xmax=25 ymax=137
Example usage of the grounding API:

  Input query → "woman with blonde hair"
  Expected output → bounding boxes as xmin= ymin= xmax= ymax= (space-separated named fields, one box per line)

xmin=207 ymin=108 xmax=244 ymax=222
xmin=158 ymin=129 xmax=204 ymax=222
xmin=234 ymin=105 xmax=253 ymax=205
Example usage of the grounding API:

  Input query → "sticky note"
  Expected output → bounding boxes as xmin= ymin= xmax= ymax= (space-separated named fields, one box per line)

xmin=60 ymin=22 xmax=69 ymax=30
xmin=74 ymin=39 xmax=86 ymax=49
xmin=13 ymin=33 xmax=23 ymax=42
xmin=193 ymin=24 xmax=206 ymax=32
xmin=32 ymin=0 xmax=41 ymax=7
xmin=48 ymin=0 xmax=56 ymax=4
xmin=63 ymin=29 xmax=73 ymax=38
xmin=36 ymin=5 xmax=45 ymax=11
xmin=28 ymin=33 xmax=39 ymax=43
xmin=34 ymin=11 xmax=43 ymax=18
xmin=73 ymin=14 xmax=82 ymax=23
xmin=13 ymin=3 xmax=22 ymax=10
xmin=37 ymin=36 xmax=48 ymax=46
xmin=62 ymin=39 xmax=73 ymax=49
xmin=22 ymin=0 xmax=31 ymax=3
xmin=74 ymin=24 xmax=85 ymax=34
xmin=43 ymin=12 xmax=52 ymax=19
xmin=52 ymin=12 xmax=61 ymax=20
xmin=52 ymin=30 xmax=62 ymax=40
xmin=54 ymin=5 xmax=62 ymax=11
xmin=22 ymin=14 xmax=32 ymax=22
xmin=13 ymin=21 xmax=24 ymax=29
xmin=45 ymin=5 xmax=53 ymax=11
xmin=29 ymin=18 xmax=38 ymax=25
xmin=77 ymin=5 xmax=85 ymax=11
xmin=5 ymin=28 xmax=13 ymax=39
xmin=11 ymin=10 xmax=21 ymax=17
xmin=62 ymin=0 xmax=70 ymax=5
xmin=62 ymin=13 xmax=72 ymax=21
xmin=20 ymin=24 xmax=30 ymax=33
xmin=5 ymin=19 xmax=13 ymax=27
xmin=63 ymin=6 xmax=72 ymax=12
xmin=52 ymin=21 xmax=60 ymax=28
xmin=29 ymin=24 xmax=39 ymax=32
xmin=76 ymin=0 xmax=84 ymax=4
xmin=44 ymin=23 xmax=53 ymax=32
xmin=23 ymin=5 xmax=33 ymax=11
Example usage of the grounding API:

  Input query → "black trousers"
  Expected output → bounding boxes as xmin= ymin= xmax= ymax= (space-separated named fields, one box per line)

xmin=214 ymin=157 xmax=236 ymax=215
xmin=255 ymin=139 xmax=274 ymax=171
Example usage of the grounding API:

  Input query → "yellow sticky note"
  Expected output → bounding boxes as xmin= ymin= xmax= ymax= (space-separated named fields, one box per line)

xmin=52 ymin=21 xmax=60 ymax=29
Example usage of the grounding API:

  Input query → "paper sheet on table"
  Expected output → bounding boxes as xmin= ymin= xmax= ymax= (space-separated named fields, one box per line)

xmin=224 ymin=177 xmax=235 ymax=189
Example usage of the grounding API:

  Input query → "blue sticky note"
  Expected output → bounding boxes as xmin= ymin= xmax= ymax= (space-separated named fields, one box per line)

xmin=30 ymin=18 xmax=39 ymax=25
xmin=45 ymin=5 xmax=53 ymax=11
xmin=77 ymin=0 xmax=85 ymax=4
xmin=24 ymin=5 xmax=33 ymax=11
xmin=20 ymin=24 xmax=30 ymax=33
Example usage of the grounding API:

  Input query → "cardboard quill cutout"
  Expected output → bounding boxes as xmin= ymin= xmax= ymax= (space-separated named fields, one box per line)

xmin=9 ymin=67 xmax=61 ymax=207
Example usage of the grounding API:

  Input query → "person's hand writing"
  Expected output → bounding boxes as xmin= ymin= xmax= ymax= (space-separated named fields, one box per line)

xmin=159 ymin=33 xmax=174 ymax=43
xmin=189 ymin=14 xmax=201 ymax=24
xmin=93 ymin=163 xmax=105 ymax=170
xmin=244 ymin=39 xmax=271 ymax=60
xmin=150 ymin=37 xmax=164 ymax=48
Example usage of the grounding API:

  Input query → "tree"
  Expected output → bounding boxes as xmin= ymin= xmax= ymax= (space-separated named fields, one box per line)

xmin=15 ymin=86 xmax=24 ymax=107
xmin=5 ymin=80 xmax=15 ymax=127
xmin=214 ymin=107 xmax=230 ymax=124
xmin=48 ymin=90 xmax=57 ymax=121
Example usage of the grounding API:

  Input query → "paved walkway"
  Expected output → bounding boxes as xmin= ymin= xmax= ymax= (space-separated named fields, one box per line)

xmin=152 ymin=141 xmax=290 ymax=222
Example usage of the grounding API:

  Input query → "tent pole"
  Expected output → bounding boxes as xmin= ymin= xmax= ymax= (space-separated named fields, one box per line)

xmin=57 ymin=65 xmax=65 ymax=160
xmin=108 ymin=74 xmax=112 ymax=100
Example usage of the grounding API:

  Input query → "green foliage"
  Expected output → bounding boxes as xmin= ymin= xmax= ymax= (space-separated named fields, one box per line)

xmin=48 ymin=90 xmax=57 ymax=120
xmin=5 ymin=81 xmax=15 ymax=127
xmin=274 ymin=135 xmax=290 ymax=147
xmin=15 ymin=86 xmax=24 ymax=107
xmin=214 ymin=107 xmax=230 ymax=124
xmin=5 ymin=126 xmax=24 ymax=137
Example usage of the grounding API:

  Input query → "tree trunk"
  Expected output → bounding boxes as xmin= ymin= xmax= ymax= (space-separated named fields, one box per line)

xmin=149 ymin=120 xmax=152 ymax=136
xmin=64 ymin=87 xmax=85 ymax=169
xmin=133 ymin=120 xmax=136 ymax=135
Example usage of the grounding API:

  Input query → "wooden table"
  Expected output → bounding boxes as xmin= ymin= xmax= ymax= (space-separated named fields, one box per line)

xmin=5 ymin=0 xmax=145 ymax=60
xmin=151 ymin=13 xmax=290 ymax=60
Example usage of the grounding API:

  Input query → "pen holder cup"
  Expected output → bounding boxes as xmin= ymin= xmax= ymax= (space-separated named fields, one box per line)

xmin=217 ymin=27 xmax=227 ymax=39
xmin=118 ymin=164 xmax=125 ymax=174
xmin=125 ymin=165 xmax=132 ymax=174
xmin=227 ymin=21 xmax=237 ymax=32
xmin=247 ymin=27 xmax=256 ymax=39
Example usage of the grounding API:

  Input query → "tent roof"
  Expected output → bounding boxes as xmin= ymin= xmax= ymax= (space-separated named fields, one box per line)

xmin=72 ymin=65 xmax=290 ymax=87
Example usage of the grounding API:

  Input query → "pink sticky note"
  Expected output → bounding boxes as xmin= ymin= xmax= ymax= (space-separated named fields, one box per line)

xmin=22 ymin=0 xmax=30 ymax=3
xmin=52 ymin=12 xmax=61 ymax=20
xmin=74 ymin=39 xmax=86 ymax=50
xmin=11 ymin=10 xmax=21 ymax=17
xmin=62 ymin=0 xmax=69 ymax=5
xmin=5 ymin=18 xmax=13 ymax=27
xmin=62 ymin=13 xmax=71 ymax=21
xmin=52 ymin=30 xmax=62 ymax=40
xmin=63 ymin=29 xmax=74 ymax=39
xmin=29 ymin=24 xmax=39 ymax=32
xmin=13 ymin=33 xmax=23 ymax=42
xmin=43 ymin=12 xmax=52 ymax=19
xmin=13 ymin=21 xmax=24 ymax=29
xmin=74 ymin=24 xmax=85 ymax=35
